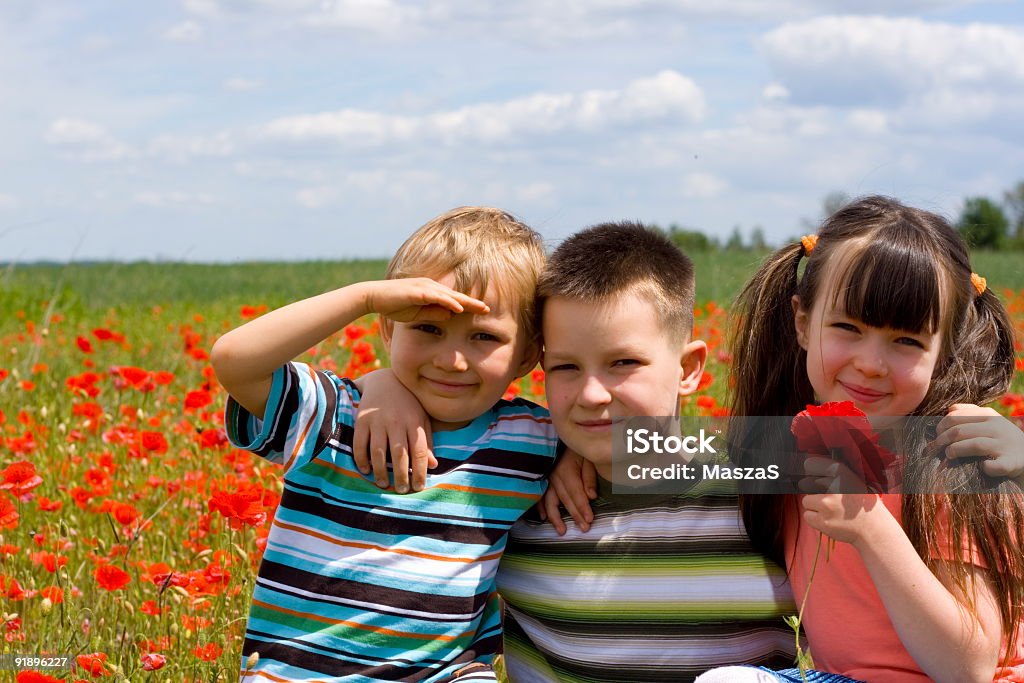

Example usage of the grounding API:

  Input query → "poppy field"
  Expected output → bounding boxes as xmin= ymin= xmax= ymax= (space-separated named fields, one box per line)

xmin=1 ymin=258 xmax=1023 ymax=682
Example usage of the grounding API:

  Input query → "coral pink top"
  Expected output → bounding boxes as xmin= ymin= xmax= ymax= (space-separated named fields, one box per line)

xmin=784 ymin=494 xmax=1024 ymax=682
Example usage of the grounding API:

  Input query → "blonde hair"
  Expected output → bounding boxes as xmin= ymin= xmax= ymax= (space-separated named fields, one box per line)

xmin=386 ymin=207 xmax=546 ymax=342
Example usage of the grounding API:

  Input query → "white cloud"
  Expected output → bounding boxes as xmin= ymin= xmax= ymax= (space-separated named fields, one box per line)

xmin=762 ymin=82 xmax=790 ymax=101
xmin=681 ymin=172 xmax=727 ymax=198
xmin=516 ymin=182 xmax=556 ymax=203
xmin=260 ymin=70 xmax=705 ymax=147
xmin=146 ymin=132 xmax=235 ymax=163
xmin=224 ymin=77 xmax=261 ymax=91
xmin=761 ymin=16 xmax=1024 ymax=106
xmin=179 ymin=0 xmax=988 ymax=43
xmin=165 ymin=20 xmax=203 ymax=42
xmin=295 ymin=186 xmax=339 ymax=209
xmin=43 ymin=118 xmax=135 ymax=161
xmin=848 ymin=109 xmax=888 ymax=135
xmin=301 ymin=0 xmax=419 ymax=32
xmin=0 ymin=193 xmax=18 ymax=209
xmin=134 ymin=190 xmax=215 ymax=208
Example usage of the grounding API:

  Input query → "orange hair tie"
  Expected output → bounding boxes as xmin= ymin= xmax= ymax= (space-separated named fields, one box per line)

xmin=970 ymin=272 xmax=986 ymax=296
xmin=800 ymin=234 xmax=818 ymax=255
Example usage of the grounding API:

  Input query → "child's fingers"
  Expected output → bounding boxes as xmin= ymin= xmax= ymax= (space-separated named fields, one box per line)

xmin=797 ymin=476 xmax=833 ymax=493
xmin=352 ymin=411 xmax=372 ymax=475
xmin=550 ymin=477 xmax=592 ymax=532
xmin=803 ymin=456 xmax=839 ymax=478
xmin=539 ymin=488 xmax=568 ymax=536
xmin=933 ymin=421 xmax=1002 ymax=456
xmin=409 ymin=424 xmax=434 ymax=492
xmin=943 ymin=436 xmax=1002 ymax=461
xmin=981 ymin=450 xmax=1024 ymax=478
xmin=446 ymin=289 xmax=489 ymax=315
xmin=582 ymin=459 xmax=599 ymax=499
xmin=391 ymin=440 xmax=411 ymax=494
xmin=369 ymin=430 xmax=390 ymax=489
xmin=935 ymin=412 xmax=994 ymax=437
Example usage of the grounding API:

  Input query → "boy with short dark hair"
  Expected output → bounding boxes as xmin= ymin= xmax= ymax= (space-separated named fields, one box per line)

xmin=211 ymin=206 xmax=559 ymax=682
xmin=496 ymin=222 xmax=796 ymax=681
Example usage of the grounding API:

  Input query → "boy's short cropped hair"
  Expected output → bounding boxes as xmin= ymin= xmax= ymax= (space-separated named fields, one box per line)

xmin=537 ymin=221 xmax=695 ymax=343
xmin=387 ymin=206 xmax=546 ymax=342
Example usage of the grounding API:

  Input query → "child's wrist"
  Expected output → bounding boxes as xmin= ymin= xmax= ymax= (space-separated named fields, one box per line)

xmin=350 ymin=281 xmax=378 ymax=318
xmin=851 ymin=498 xmax=898 ymax=553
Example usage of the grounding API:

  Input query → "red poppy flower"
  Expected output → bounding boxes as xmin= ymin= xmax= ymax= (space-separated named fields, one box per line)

xmin=140 ymin=653 xmax=166 ymax=671
xmin=94 ymin=564 xmax=131 ymax=591
xmin=116 ymin=366 xmax=149 ymax=386
xmin=790 ymin=401 xmax=898 ymax=492
xmin=31 ymin=551 xmax=68 ymax=573
xmin=75 ymin=652 xmax=108 ymax=677
xmin=140 ymin=431 xmax=168 ymax=454
xmin=0 ymin=574 xmax=26 ymax=600
xmin=39 ymin=586 xmax=64 ymax=604
xmin=0 ymin=493 xmax=19 ymax=529
xmin=139 ymin=600 xmax=162 ymax=616
xmin=185 ymin=390 xmax=213 ymax=410
xmin=92 ymin=328 xmax=125 ymax=342
xmin=208 ymin=483 xmax=267 ymax=529
xmin=153 ymin=371 xmax=175 ymax=385
xmin=0 ymin=461 xmax=43 ymax=497
xmin=343 ymin=324 xmax=368 ymax=341
xmin=16 ymin=671 xmax=63 ymax=683
xmin=193 ymin=642 xmax=223 ymax=661
xmin=36 ymin=496 xmax=63 ymax=512
xmin=76 ymin=336 xmax=94 ymax=354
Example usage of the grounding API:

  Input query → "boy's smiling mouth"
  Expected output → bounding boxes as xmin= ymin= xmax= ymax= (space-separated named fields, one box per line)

xmin=422 ymin=376 xmax=477 ymax=393
xmin=575 ymin=418 xmax=613 ymax=431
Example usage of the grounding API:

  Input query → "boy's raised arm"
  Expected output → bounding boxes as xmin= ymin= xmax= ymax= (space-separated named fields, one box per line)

xmin=211 ymin=278 xmax=488 ymax=419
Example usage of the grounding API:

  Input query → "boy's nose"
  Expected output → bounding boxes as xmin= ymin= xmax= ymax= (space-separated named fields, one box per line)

xmin=433 ymin=346 xmax=469 ymax=373
xmin=578 ymin=374 xmax=612 ymax=406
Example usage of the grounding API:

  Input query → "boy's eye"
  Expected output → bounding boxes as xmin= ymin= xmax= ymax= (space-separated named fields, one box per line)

xmin=546 ymin=363 xmax=578 ymax=372
xmin=473 ymin=332 xmax=502 ymax=343
xmin=612 ymin=359 xmax=641 ymax=368
xmin=413 ymin=323 xmax=442 ymax=335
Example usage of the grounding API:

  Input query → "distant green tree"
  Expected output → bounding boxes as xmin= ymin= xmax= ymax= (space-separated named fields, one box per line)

xmin=749 ymin=226 xmax=768 ymax=251
xmin=957 ymin=197 xmax=1010 ymax=250
xmin=801 ymin=190 xmax=850 ymax=231
xmin=663 ymin=223 xmax=718 ymax=252
xmin=724 ymin=226 xmax=745 ymax=251
xmin=1004 ymin=181 xmax=1024 ymax=248
xmin=822 ymin=191 xmax=850 ymax=219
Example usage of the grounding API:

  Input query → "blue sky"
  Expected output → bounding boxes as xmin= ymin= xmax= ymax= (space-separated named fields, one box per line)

xmin=1 ymin=1 xmax=1022 ymax=262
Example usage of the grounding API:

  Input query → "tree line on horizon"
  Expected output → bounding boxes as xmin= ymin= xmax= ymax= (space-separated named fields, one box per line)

xmin=657 ymin=181 xmax=1024 ymax=252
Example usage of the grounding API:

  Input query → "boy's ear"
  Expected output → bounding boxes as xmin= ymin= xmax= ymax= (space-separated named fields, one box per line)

xmin=677 ymin=339 xmax=708 ymax=396
xmin=792 ymin=295 xmax=808 ymax=350
xmin=379 ymin=318 xmax=394 ymax=352
xmin=514 ymin=339 xmax=543 ymax=378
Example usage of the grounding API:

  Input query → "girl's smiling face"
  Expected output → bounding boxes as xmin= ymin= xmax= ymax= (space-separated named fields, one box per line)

xmin=793 ymin=286 xmax=944 ymax=422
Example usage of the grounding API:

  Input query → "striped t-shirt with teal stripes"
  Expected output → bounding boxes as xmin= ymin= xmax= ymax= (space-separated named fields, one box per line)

xmin=497 ymin=477 xmax=798 ymax=683
xmin=226 ymin=362 xmax=558 ymax=682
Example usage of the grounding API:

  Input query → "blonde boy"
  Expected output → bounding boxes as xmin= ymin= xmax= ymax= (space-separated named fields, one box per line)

xmin=211 ymin=207 xmax=558 ymax=682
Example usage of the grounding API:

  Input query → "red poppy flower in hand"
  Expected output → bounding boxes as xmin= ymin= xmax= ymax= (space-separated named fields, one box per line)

xmin=790 ymin=401 xmax=898 ymax=492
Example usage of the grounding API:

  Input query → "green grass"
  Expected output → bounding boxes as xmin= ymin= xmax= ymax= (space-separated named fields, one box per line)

xmin=3 ymin=250 xmax=1022 ymax=321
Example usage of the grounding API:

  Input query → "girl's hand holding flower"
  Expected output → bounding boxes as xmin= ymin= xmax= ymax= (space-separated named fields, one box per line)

xmin=800 ymin=486 xmax=895 ymax=547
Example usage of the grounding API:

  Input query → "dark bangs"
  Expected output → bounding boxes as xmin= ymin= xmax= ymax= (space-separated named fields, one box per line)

xmin=830 ymin=235 xmax=943 ymax=334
